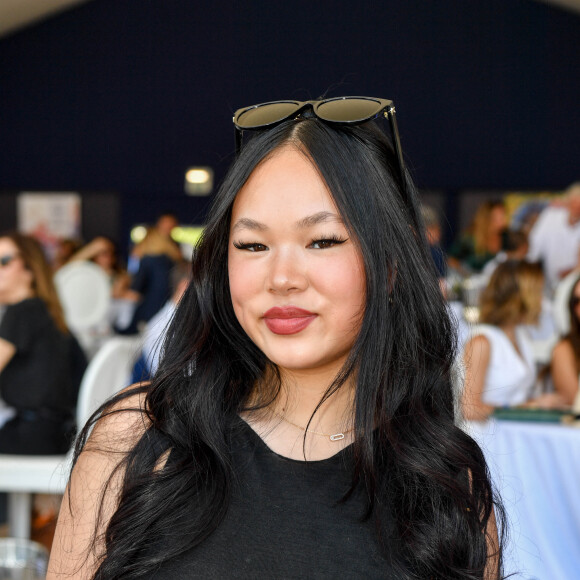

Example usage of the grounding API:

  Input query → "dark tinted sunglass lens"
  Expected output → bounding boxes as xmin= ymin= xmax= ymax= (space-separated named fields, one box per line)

xmin=235 ymin=102 xmax=301 ymax=129
xmin=316 ymin=98 xmax=383 ymax=122
xmin=0 ymin=256 xmax=13 ymax=266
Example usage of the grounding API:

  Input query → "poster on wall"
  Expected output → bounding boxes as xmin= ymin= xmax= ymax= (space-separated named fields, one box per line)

xmin=17 ymin=192 xmax=81 ymax=260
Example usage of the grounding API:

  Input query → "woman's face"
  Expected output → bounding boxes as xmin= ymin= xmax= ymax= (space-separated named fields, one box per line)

xmin=489 ymin=205 xmax=507 ymax=232
xmin=94 ymin=242 xmax=116 ymax=272
xmin=0 ymin=237 xmax=33 ymax=304
xmin=228 ymin=147 xmax=366 ymax=378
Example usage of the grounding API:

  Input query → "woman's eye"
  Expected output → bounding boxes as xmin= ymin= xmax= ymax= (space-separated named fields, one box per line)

xmin=309 ymin=237 xmax=347 ymax=250
xmin=232 ymin=241 xmax=268 ymax=252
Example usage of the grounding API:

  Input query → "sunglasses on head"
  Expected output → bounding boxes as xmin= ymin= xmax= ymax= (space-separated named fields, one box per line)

xmin=233 ymin=96 xmax=407 ymax=197
xmin=0 ymin=254 xmax=19 ymax=267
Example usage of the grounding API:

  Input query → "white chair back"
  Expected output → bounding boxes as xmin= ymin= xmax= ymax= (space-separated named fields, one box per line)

xmin=76 ymin=335 xmax=143 ymax=429
xmin=54 ymin=261 xmax=112 ymax=331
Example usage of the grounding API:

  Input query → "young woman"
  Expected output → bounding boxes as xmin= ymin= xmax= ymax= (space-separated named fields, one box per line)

xmin=462 ymin=260 xmax=564 ymax=421
xmin=0 ymin=232 xmax=87 ymax=454
xmin=49 ymin=98 xmax=504 ymax=579
xmin=551 ymin=274 xmax=580 ymax=405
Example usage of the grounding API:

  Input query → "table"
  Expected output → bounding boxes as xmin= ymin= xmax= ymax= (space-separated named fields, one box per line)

xmin=467 ymin=418 xmax=580 ymax=580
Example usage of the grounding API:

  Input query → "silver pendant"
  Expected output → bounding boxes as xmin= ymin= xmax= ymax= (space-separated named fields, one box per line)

xmin=329 ymin=433 xmax=345 ymax=441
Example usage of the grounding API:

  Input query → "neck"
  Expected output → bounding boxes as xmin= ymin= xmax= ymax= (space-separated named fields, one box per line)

xmin=0 ymin=286 xmax=34 ymax=305
xmin=244 ymin=365 xmax=356 ymax=459
xmin=499 ymin=324 xmax=517 ymax=341
xmin=274 ymin=366 xmax=355 ymax=426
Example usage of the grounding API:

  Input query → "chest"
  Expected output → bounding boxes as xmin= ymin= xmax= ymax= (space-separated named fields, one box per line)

xmin=146 ymin=445 xmax=395 ymax=579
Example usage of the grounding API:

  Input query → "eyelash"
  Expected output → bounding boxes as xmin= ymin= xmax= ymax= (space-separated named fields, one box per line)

xmin=232 ymin=234 xmax=347 ymax=252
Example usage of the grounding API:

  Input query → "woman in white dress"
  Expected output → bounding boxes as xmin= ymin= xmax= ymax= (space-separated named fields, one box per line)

xmin=462 ymin=260 xmax=564 ymax=420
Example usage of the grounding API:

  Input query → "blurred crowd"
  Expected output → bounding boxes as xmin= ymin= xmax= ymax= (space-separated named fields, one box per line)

xmin=0 ymin=212 xmax=191 ymax=460
xmin=424 ymin=182 xmax=580 ymax=422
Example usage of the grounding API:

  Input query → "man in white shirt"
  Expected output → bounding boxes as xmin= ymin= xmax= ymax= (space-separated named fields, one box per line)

xmin=528 ymin=183 xmax=580 ymax=291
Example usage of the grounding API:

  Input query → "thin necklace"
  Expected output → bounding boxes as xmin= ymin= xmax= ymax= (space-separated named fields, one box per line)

xmin=274 ymin=410 xmax=354 ymax=442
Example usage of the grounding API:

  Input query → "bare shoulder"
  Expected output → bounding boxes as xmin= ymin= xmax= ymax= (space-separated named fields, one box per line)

xmin=465 ymin=334 xmax=491 ymax=358
xmin=47 ymin=384 xmax=152 ymax=579
xmin=552 ymin=338 xmax=574 ymax=360
xmin=84 ymin=382 xmax=151 ymax=454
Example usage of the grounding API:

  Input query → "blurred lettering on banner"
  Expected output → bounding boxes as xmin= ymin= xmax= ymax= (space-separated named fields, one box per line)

xmin=17 ymin=192 xmax=81 ymax=259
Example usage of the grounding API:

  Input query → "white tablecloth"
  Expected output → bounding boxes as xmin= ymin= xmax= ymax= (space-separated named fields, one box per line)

xmin=467 ymin=418 xmax=580 ymax=580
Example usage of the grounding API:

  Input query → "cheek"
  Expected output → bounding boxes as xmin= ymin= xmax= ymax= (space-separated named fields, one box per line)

xmin=228 ymin=257 xmax=259 ymax=324
xmin=315 ymin=258 xmax=366 ymax=317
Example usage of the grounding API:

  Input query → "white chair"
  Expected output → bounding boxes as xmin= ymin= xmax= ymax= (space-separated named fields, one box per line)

xmin=0 ymin=335 xmax=142 ymax=539
xmin=54 ymin=261 xmax=112 ymax=358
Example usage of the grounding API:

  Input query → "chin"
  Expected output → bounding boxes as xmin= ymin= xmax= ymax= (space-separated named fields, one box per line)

xmin=265 ymin=350 xmax=348 ymax=376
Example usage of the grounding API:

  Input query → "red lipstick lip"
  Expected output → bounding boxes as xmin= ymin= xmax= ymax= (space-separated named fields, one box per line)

xmin=263 ymin=306 xmax=317 ymax=335
xmin=263 ymin=306 xmax=315 ymax=319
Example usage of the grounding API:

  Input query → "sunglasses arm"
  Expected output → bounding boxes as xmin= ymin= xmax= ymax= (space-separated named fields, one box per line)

xmin=386 ymin=107 xmax=407 ymax=199
xmin=234 ymin=127 xmax=242 ymax=155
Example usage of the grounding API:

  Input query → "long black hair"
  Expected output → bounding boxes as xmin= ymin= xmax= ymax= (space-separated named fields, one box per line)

xmin=74 ymin=117 xmax=505 ymax=579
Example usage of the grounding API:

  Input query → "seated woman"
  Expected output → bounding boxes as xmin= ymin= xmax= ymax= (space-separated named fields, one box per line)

xmin=462 ymin=260 xmax=563 ymax=421
xmin=49 ymin=97 xmax=503 ymax=578
xmin=69 ymin=235 xmax=130 ymax=299
xmin=0 ymin=232 xmax=87 ymax=454
xmin=551 ymin=274 xmax=580 ymax=405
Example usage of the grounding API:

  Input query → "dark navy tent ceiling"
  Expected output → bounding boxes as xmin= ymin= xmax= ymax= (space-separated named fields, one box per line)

xmin=0 ymin=0 xmax=578 ymax=230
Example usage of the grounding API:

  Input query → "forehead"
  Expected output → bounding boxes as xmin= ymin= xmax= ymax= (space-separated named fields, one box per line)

xmin=231 ymin=147 xmax=338 ymax=224
xmin=0 ymin=237 xmax=18 ymax=254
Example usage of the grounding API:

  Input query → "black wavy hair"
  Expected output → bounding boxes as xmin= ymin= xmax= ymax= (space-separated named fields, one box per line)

xmin=73 ymin=117 xmax=505 ymax=579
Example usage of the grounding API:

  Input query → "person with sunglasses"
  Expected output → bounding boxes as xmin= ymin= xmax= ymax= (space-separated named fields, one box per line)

xmin=551 ymin=274 xmax=580 ymax=405
xmin=0 ymin=232 xmax=87 ymax=454
xmin=49 ymin=97 xmax=504 ymax=579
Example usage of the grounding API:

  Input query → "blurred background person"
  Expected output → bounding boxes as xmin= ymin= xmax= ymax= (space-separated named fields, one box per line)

xmin=51 ymin=237 xmax=82 ymax=272
xmin=154 ymin=211 xmax=179 ymax=240
xmin=421 ymin=204 xmax=447 ymax=288
xmin=461 ymin=260 xmax=564 ymax=422
xmin=69 ymin=235 xmax=131 ymax=299
xmin=128 ymin=212 xmax=181 ymax=276
xmin=448 ymin=199 xmax=507 ymax=274
xmin=480 ymin=228 xmax=529 ymax=281
xmin=551 ymin=274 xmax=580 ymax=406
xmin=118 ymin=226 xmax=183 ymax=335
xmin=0 ymin=232 xmax=87 ymax=454
xmin=132 ymin=261 xmax=191 ymax=382
xmin=527 ymin=182 xmax=580 ymax=292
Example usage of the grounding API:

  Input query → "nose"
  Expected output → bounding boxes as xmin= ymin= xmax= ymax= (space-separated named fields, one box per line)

xmin=267 ymin=248 xmax=308 ymax=295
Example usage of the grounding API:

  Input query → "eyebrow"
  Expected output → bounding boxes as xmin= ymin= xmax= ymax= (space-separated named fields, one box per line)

xmin=231 ymin=211 xmax=343 ymax=233
xmin=231 ymin=217 xmax=268 ymax=232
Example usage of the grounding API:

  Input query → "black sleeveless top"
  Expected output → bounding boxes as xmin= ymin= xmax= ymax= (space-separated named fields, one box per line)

xmin=146 ymin=419 xmax=396 ymax=578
